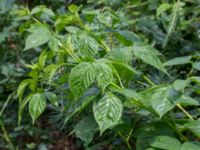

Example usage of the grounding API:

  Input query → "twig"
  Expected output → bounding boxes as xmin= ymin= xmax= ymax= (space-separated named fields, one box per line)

xmin=0 ymin=93 xmax=15 ymax=150
xmin=176 ymin=103 xmax=194 ymax=120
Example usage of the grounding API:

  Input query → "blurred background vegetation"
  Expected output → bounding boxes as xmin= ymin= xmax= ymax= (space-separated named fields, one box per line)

xmin=0 ymin=0 xmax=200 ymax=149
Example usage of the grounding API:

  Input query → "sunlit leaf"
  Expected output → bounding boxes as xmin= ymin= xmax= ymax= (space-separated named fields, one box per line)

xmin=31 ymin=5 xmax=55 ymax=16
xmin=95 ymin=60 xmax=113 ymax=92
xmin=131 ymin=45 xmax=167 ymax=74
xmin=93 ymin=93 xmax=123 ymax=135
xmin=29 ymin=93 xmax=47 ymax=123
xmin=164 ymin=56 xmax=191 ymax=66
xmin=157 ymin=3 xmax=171 ymax=17
xmin=24 ymin=25 xmax=52 ymax=50
xmin=17 ymin=79 xmax=31 ymax=98
xmin=181 ymin=141 xmax=200 ymax=150
xmin=173 ymin=79 xmax=188 ymax=91
xmin=143 ymin=86 xmax=177 ymax=117
xmin=44 ymin=92 xmax=58 ymax=107
xmin=69 ymin=62 xmax=96 ymax=100
xmin=192 ymin=62 xmax=200 ymax=71
xmin=150 ymin=135 xmax=181 ymax=150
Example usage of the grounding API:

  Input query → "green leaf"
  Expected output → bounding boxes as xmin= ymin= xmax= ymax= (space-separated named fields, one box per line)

xmin=135 ymin=17 xmax=165 ymax=44
xmin=192 ymin=62 xmax=200 ymax=71
xmin=18 ymin=94 xmax=33 ymax=125
xmin=55 ymin=14 xmax=78 ymax=32
xmin=157 ymin=3 xmax=171 ymax=17
xmin=64 ymin=89 xmax=99 ymax=125
xmin=74 ymin=116 xmax=98 ymax=145
xmin=136 ymin=121 xmax=177 ymax=150
xmin=69 ymin=62 xmax=96 ymax=100
xmin=189 ymin=76 xmax=200 ymax=85
xmin=132 ymin=45 xmax=167 ymax=74
xmin=185 ymin=120 xmax=200 ymax=138
xmin=61 ymin=35 xmax=74 ymax=54
xmin=173 ymin=79 xmax=188 ymax=91
xmin=28 ymin=79 xmax=37 ymax=92
xmin=111 ymin=61 xmax=140 ymax=84
xmin=181 ymin=141 xmax=200 ymax=150
xmin=95 ymin=60 xmax=113 ymax=92
xmin=164 ymin=56 xmax=191 ymax=66
xmin=176 ymin=95 xmax=199 ymax=106
xmin=93 ymin=93 xmax=123 ymax=135
xmin=112 ymin=88 xmax=152 ymax=110
xmin=143 ymin=86 xmax=177 ymax=117
xmin=162 ymin=0 xmax=181 ymax=48
xmin=31 ymin=5 xmax=55 ymax=16
xmin=78 ymin=33 xmax=98 ymax=59
xmin=150 ymin=135 xmax=181 ymax=150
xmin=69 ymin=60 xmax=113 ymax=100
xmin=65 ymin=26 xmax=80 ymax=33
xmin=115 ymin=30 xmax=141 ymax=46
xmin=68 ymin=4 xmax=82 ymax=13
xmin=44 ymin=64 xmax=60 ymax=82
xmin=38 ymin=50 xmax=47 ymax=68
xmin=17 ymin=79 xmax=31 ymax=98
xmin=48 ymin=37 xmax=60 ymax=51
xmin=24 ymin=25 xmax=52 ymax=50
xmin=29 ymin=93 xmax=47 ymax=123
xmin=106 ymin=47 xmax=133 ymax=64
xmin=44 ymin=92 xmax=58 ymax=107
xmin=57 ymin=73 xmax=69 ymax=84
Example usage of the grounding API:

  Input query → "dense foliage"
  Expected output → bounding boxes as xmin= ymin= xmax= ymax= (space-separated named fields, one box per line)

xmin=0 ymin=0 xmax=200 ymax=149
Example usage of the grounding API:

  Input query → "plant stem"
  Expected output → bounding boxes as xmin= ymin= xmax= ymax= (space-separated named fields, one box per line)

xmin=187 ymin=67 xmax=193 ymax=77
xmin=0 ymin=93 xmax=15 ymax=150
xmin=82 ymin=24 xmax=110 ymax=53
xmin=114 ymin=70 xmax=124 ymax=88
xmin=163 ymin=0 xmax=181 ymax=48
xmin=166 ymin=120 xmax=188 ymax=142
xmin=0 ymin=94 xmax=12 ymax=117
xmin=176 ymin=103 xmax=194 ymax=120
xmin=140 ymin=84 xmax=169 ymax=93
xmin=111 ymin=82 xmax=121 ymax=89
xmin=60 ymin=43 xmax=81 ymax=63
xmin=0 ymin=120 xmax=15 ymax=150
xmin=143 ymin=75 xmax=155 ymax=86
xmin=118 ymin=131 xmax=132 ymax=150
